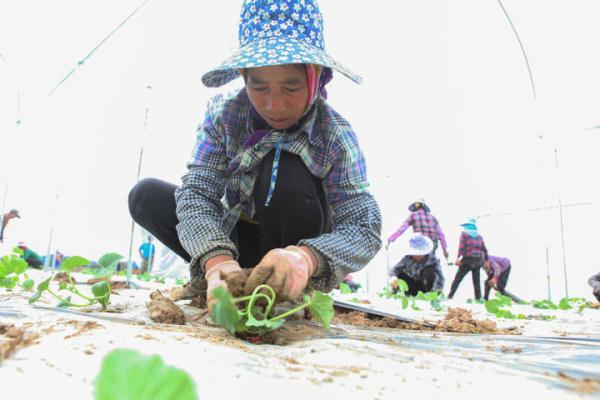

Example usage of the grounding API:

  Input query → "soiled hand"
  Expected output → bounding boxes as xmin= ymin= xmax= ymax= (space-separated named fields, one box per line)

xmin=244 ymin=246 xmax=317 ymax=302
xmin=205 ymin=260 xmax=242 ymax=311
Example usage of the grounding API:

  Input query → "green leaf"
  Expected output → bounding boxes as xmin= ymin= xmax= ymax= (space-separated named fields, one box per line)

xmin=12 ymin=247 xmax=24 ymax=256
xmin=246 ymin=314 xmax=285 ymax=334
xmin=307 ymin=291 xmax=334 ymax=330
xmin=485 ymin=299 xmax=500 ymax=314
xmin=94 ymin=348 xmax=197 ymax=400
xmin=339 ymin=282 xmax=352 ymax=294
xmin=8 ymin=256 xmax=27 ymax=274
xmin=60 ymin=256 xmax=90 ymax=272
xmin=394 ymin=279 xmax=409 ymax=295
xmin=58 ymin=281 xmax=68 ymax=291
xmin=21 ymin=278 xmax=34 ymax=291
xmin=28 ymin=291 xmax=42 ymax=304
xmin=98 ymin=253 xmax=123 ymax=270
xmin=0 ymin=276 xmax=19 ymax=289
xmin=401 ymin=296 xmax=409 ymax=309
xmin=430 ymin=299 xmax=442 ymax=311
xmin=92 ymin=281 xmax=111 ymax=309
xmin=58 ymin=295 xmax=72 ymax=308
xmin=210 ymin=286 xmax=243 ymax=335
xmin=38 ymin=277 xmax=51 ymax=292
xmin=558 ymin=298 xmax=572 ymax=310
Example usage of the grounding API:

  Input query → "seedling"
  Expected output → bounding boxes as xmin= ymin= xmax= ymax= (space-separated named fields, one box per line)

xmin=210 ymin=285 xmax=334 ymax=337
xmin=378 ymin=279 xmax=444 ymax=311
xmin=339 ymin=282 xmax=352 ymax=294
xmin=0 ymin=248 xmax=34 ymax=291
xmin=28 ymin=253 xmax=121 ymax=310
xmin=95 ymin=348 xmax=196 ymax=400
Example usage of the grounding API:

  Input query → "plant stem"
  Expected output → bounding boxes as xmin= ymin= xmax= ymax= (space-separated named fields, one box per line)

xmin=46 ymin=288 xmax=94 ymax=307
xmin=270 ymin=302 xmax=310 ymax=322
xmin=65 ymin=272 xmax=96 ymax=302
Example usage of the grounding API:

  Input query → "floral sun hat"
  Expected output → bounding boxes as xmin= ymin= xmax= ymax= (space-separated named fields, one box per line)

xmin=407 ymin=233 xmax=434 ymax=256
xmin=202 ymin=0 xmax=362 ymax=87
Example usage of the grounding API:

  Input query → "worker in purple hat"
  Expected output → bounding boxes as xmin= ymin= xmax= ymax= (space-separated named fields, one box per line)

xmin=128 ymin=0 xmax=381 ymax=309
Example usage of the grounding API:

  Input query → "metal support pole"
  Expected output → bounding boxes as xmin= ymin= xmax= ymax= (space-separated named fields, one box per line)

xmin=545 ymin=246 xmax=551 ymax=301
xmin=554 ymin=149 xmax=569 ymax=298
xmin=126 ymin=85 xmax=152 ymax=284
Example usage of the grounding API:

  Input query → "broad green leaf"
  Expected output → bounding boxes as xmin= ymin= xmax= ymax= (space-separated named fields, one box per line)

xmin=246 ymin=314 xmax=284 ymax=333
xmin=210 ymin=286 xmax=243 ymax=335
xmin=94 ymin=348 xmax=197 ymax=400
xmin=410 ymin=301 xmax=422 ymax=311
xmin=558 ymin=298 xmax=572 ymax=310
xmin=485 ymin=299 xmax=500 ymax=314
xmin=4 ymin=256 xmax=27 ymax=274
xmin=21 ymin=278 xmax=34 ymax=291
xmin=37 ymin=277 xmax=51 ymax=292
xmin=307 ymin=291 xmax=334 ymax=330
xmin=60 ymin=256 xmax=90 ymax=272
xmin=92 ymin=281 xmax=111 ymax=309
xmin=430 ymin=299 xmax=442 ymax=311
xmin=58 ymin=295 xmax=72 ymax=308
xmin=98 ymin=253 xmax=123 ymax=270
xmin=0 ymin=276 xmax=19 ymax=289
xmin=395 ymin=279 xmax=409 ymax=294
xmin=12 ymin=247 xmax=24 ymax=256
xmin=339 ymin=283 xmax=352 ymax=294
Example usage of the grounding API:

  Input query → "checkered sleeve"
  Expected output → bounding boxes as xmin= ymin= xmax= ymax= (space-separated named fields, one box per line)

xmin=434 ymin=219 xmax=448 ymax=252
xmin=589 ymin=273 xmax=600 ymax=291
xmin=174 ymin=95 xmax=238 ymax=280
xmin=388 ymin=218 xmax=410 ymax=242
xmin=458 ymin=232 xmax=467 ymax=258
xmin=481 ymin=238 xmax=489 ymax=261
xmin=299 ymin=128 xmax=382 ymax=292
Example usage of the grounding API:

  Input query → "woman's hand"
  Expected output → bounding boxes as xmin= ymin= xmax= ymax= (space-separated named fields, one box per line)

xmin=205 ymin=260 xmax=242 ymax=311
xmin=244 ymin=246 xmax=317 ymax=301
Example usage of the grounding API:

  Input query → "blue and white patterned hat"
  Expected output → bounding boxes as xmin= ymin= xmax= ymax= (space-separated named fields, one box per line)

xmin=407 ymin=233 xmax=434 ymax=256
xmin=202 ymin=0 xmax=362 ymax=87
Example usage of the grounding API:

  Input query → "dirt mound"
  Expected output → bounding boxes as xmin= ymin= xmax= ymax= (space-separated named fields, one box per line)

xmin=54 ymin=272 xmax=74 ymax=284
xmin=333 ymin=309 xmax=426 ymax=331
xmin=86 ymin=277 xmax=129 ymax=290
xmin=147 ymin=290 xmax=186 ymax=325
xmin=435 ymin=308 xmax=501 ymax=334
xmin=0 ymin=323 xmax=38 ymax=363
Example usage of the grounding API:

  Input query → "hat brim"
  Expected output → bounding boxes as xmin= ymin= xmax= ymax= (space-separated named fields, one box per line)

xmin=409 ymin=203 xmax=430 ymax=213
xmin=202 ymin=36 xmax=362 ymax=88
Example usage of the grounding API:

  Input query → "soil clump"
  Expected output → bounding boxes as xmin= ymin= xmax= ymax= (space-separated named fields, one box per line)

xmin=148 ymin=290 xmax=186 ymax=325
xmin=86 ymin=277 xmax=129 ymax=290
xmin=54 ymin=272 xmax=74 ymax=284
xmin=0 ymin=323 xmax=38 ymax=363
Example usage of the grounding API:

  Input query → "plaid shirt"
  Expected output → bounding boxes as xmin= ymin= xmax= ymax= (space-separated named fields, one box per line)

xmin=390 ymin=253 xmax=444 ymax=291
xmin=457 ymin=231 xmax=488 ymax=260
xmin=174 ymin=89 xmax=382 ymax=291
xmin=488 ymin=255 xmax=510 ymax=277
xmin=388 ymin=210 xmax=447 ymax=252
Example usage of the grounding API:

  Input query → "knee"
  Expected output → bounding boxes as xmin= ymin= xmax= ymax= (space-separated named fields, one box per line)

xmin=128 ymin=178 xmax=162 ymax=220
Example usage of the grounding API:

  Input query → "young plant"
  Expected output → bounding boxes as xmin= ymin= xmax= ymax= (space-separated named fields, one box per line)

xmin=485 ymin=292 xmax=525 ymax=319
xmin=95 ymin=348 xmax=196 ymax=400
xmin=210 ymin=285 xmax=334 ymax=337
xmin=28 ymin=253 xmax=119 ymax=310
xmin=0 ymin=248 xmax=34 ymax=291
xmin=378 ymin=280 xmax=443 ymax=311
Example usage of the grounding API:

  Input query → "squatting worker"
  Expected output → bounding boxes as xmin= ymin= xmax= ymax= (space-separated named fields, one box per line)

xmin=128 ymin=0 xmax=382 ymax=308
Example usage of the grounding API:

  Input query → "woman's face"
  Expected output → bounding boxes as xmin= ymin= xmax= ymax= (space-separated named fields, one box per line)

xmin=245 ymin=64 xmax=309 ymax=130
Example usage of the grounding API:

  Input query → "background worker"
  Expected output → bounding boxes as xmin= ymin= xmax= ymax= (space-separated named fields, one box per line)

xmin=389 ymin=233 xmax=444 ymax=296
xmin=387 ymin=199 xmax=449 ymax=260
xmin=0 ymin=209 xmax=21 ymax=243
xmin=589 ymin=272 xmax=600 ymax=302
xmin=484 ymin=255 xmax=521 ymax=302
xmin=138 ymin=235 xmax=156 ymax=274
xmin=448 ymin=218 xmax=488 ymax=300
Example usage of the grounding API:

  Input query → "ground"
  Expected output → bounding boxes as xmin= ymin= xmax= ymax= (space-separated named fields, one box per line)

xmin=1 ymin=269 xmax=599 ymax=399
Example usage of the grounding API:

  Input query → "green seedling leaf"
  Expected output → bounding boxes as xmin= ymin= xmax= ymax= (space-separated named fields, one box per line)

xmin=485 ymin=299 xmax=501 ymax=314
xmin=92 ymin=281 xmax=111 ymax=309
xmin=58 ymin=295 xmax=72 ymax=308
xmin=29 ymin=277 xmax=51 ymax=304
xmin=339 ymin=282 xmax=352 ymax=294
xmin=60 ymin=256 xmax=90 ymax=272
xmin=98 ymin=253 xmax=123 ymax=270
xmin=94 ymin=348 xmax=197 ymax=400
xmin=58 ymin=281 xmax=68 ymax=291
xmin=210 ymin=286 xmax=243 ymax=335
xmin=21 ymin=278 xmax=34 ymax=291
xmin=28 ymin=291 xmax=42 ymax=304
xmin=11 ymin=247 xmax=24 ymax=256
xmin=430 ymin=299 xmax=442 ymax=311
xmin=0 ymin=276 xmax=19 ymax=289
xmin=401 ymin=296 xmax=409 ymax=309
xmin=558 ymin=298 xmax=572 ymax=310
xmin=246 ymin=314 xmax=285 ymax=334
xmin=394 ymin=279 xmax=409 ymax=295
xmin=307 ymin=291 xmax=334 ymax=330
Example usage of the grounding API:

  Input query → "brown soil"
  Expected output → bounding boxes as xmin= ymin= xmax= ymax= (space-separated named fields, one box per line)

xmin=258 ymin=320 xmax=328 ymax=345
xmin=0 ymin=323 xmax=39 ymax=363
xmin=86 ymin=277 xmax=130 ymax=290
xmin=147 ymin=290 xmax=186 ymax=325
xmin=332 ymin=307 xmax=516 ymax=335
xmin=557 ymin=371 xmax=600 ymax=394
xmin=222 ymin=268 xmax=252 ymax=297
xmin=170 ymin=278 xmax=207 ymax=309
xmin=54 ymin=272 xmax=75 ymax=284
xmin=63 ymin=320 xmax=103 ymax=339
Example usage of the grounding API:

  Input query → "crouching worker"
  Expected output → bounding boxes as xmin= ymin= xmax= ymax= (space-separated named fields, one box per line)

xmin=484 ymin=255 xmax=521 ymax=302
xmin=389 ymin=233 xmax=444 ymax=296
xmin=589 ymin=272 xmax=600 ymax=302
xmin=127 ymin=0 xmax=382 ymax=310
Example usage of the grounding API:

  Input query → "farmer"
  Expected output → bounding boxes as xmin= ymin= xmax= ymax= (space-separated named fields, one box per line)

xmin=448 ymin=218 xmax=488 ymax=300
xmin=387 ymin=199 xmax=449 ymax=260
xmin=483 ymin=255 xmax=520 ymax=302
xmin=128 ymin=0 xmax=382 ymax=308
xmin=17 ymin=242 xmax=42 ymax=269
xmin=0 ymin=209 xmax=21 ymax=243
xmin=589 ymin=272 xmax=600 ymax=302
xmin=138 ymin=235 xmax=156 ymax=273
xmin=389 ymin=233 xmax=444 ymax=296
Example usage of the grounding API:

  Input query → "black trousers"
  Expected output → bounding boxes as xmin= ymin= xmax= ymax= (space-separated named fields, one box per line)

xmin=448 ymin=256 xmax=482 ymax=300
xmin=484 ymin=265 xmax=512 ymax=300
xmin=394 ymin=266 xmax=438 ymax=296
xmin=128 ymin=150 xmax=329 ymax=270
